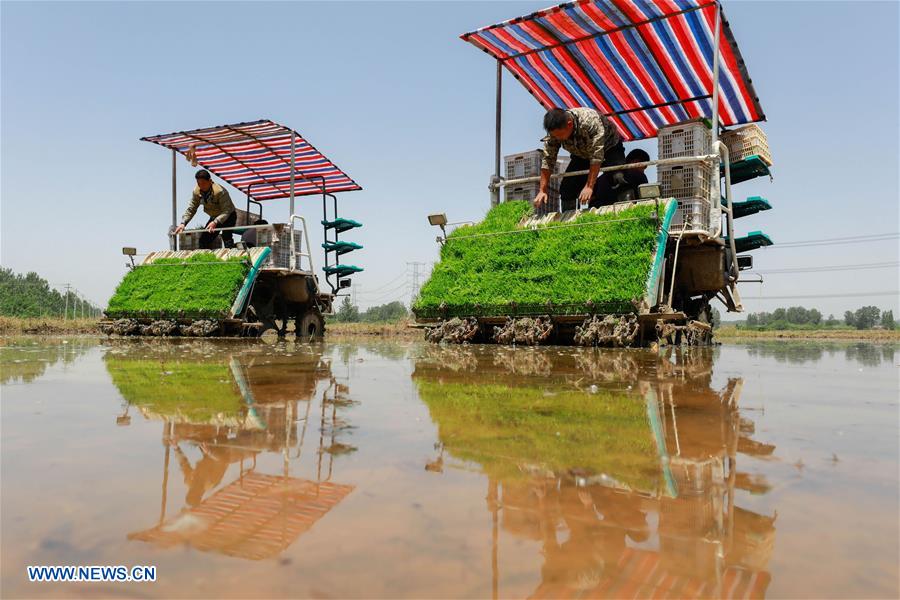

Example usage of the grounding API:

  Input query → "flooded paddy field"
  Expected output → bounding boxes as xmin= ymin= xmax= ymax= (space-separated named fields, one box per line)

xmin=1 ymin=338 xmax=897 ymax=599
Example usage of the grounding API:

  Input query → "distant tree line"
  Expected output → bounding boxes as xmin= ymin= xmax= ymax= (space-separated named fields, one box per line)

xmin=330 ymin=297 xmax=408 ymax=323
xmin=0 ymin=267 xmax=101 ymax=318
xmin=741 ymin=305 xmax=895 ymax=330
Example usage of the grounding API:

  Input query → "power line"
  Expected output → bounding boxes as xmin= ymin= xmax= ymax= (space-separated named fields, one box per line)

xmin=361 ymin=285 xmax=413 ymax=307
xmin=746 ymin=291 xmax=898 ymax=300
xmin=357 ymin=280 xmax=410 ymax=297
xmin=752 ymin=261 xmax=899 ymax=274
xmin=359 ymin=271 xmax=407 ymax=294
xmin=760 ymin=232 xmax=899 ymax=249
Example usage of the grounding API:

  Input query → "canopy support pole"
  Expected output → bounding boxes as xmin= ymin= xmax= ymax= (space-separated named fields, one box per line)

xmin=709 ymin=4 xmax=724 ymax=240
xmin=491 ymin=59 xmax=502 ymax=207
xmin=170 ymin=149 xmax=177 ymax=228
xmin=710 ymin=5 xmax=722 ymax=147
xmin=290 ymin=132 xmax=297 ymax=271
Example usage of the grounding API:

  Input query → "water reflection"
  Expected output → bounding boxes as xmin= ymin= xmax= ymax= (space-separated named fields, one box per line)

xmin=413 ymin=347 xmax=776 ymax=599
xmin=103 ymin=341 xmax=354 ymax=561
xmin=746 ymin=341 xmax=895 ymax=366
xmin=0 ymin=338 xmax=96 ymax=384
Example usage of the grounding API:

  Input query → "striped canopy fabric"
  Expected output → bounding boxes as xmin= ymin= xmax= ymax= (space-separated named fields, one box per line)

xmin=461 ymin=0 xmax=764 ymax=141
xmin=142 ymin=119 xmax=362 ymax=200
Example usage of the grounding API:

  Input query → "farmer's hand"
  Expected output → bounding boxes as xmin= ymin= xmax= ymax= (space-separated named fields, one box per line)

xmin=533 ymin=191 xmax=548 ymax=210
xmin=174 ymin=223 xmax=185 ymax=234
xmin=206 ymin=221 xmax=217 ymax=232
xmin=578 ymin=186 xmax=593 ymax=206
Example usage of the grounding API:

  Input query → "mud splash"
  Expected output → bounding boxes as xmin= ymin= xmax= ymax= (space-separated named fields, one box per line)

xmin=425 ymin=317 xmax=480 ymax=344
xmin=574 ymin=314 xmax=639 ymax=347
xmin=492 ymin=316 xmax=554 ymax=345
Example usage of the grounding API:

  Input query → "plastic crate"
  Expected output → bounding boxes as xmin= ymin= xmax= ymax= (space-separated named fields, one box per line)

xmin=270 ymin=227 xmax=302 ymax=270
xmin=660 ymin=162 xmax=713 ymax=232
xmin=658 ymin=120 xmax=711 ymax=160
xmin=503 ymin=150 xmax=567 ymax=205
xmin=721 ymin=124 xmax=772 ymax=166
xmin=177 ymin=232 xmax=202 ymax=251
xmin=505 ymin=150 xmax=542 ymax=179
xmin=505 ymin=181 xmax=541 ymax=202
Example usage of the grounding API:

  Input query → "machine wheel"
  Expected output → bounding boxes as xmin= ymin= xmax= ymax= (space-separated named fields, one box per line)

xmin=297 ymin=308 xmax=325 ymax=341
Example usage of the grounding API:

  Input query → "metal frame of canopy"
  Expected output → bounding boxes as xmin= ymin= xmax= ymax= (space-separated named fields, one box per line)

xmin=462 ymin=1 xmax=753 ymax=228
xmin=141 ymin=120 xmax=363 ymax=294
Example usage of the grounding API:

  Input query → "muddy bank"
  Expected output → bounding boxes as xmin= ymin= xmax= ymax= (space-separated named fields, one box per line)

xmin=717 ymin=326 xmax=900 ymax=342
xmin=0 ymin=317 xmax=100 ymax=335
xmin=325 ymin=320 xmax=421 ymax=339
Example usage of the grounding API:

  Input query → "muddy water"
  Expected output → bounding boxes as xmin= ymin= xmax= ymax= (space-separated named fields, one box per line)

xmin=1 ymin=338 xmax=897 ymax=599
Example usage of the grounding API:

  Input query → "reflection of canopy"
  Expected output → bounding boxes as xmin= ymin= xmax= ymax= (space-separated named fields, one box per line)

xmin=141 ymin=119 xmax=362 ymax=200
xmin=128 ymin=473 xmax=353 ymax=560
xmin=531 ymin=547 xmax=770 ymax=599
xmin=461 ymin=0 xmax=764 ymax=140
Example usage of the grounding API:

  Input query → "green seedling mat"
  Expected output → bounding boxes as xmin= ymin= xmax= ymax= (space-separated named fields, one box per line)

xmin=415 ymin=200 xmax=674 ymax=318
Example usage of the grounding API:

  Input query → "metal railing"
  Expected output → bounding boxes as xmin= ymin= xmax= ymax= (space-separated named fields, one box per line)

xmin=489 ymin=151 xmax=731 ymax=240
xmin=171 ymin=223 xmax=278 ymax=251
xmin=489 ymin=154 xmax=718 ymax=190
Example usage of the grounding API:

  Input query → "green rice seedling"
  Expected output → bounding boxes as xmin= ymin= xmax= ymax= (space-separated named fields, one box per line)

xmin=106 ymin=252 xmax=250 ymax=319
xmin=415 ymin=201 xmax=661 ymax=316
xmin=105 ymin=356 xmax=242 ymax=423
xmin=415 ymin=378 xmax=660 ymax=490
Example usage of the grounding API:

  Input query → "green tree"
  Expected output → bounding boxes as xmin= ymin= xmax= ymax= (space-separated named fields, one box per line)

xmin=0 ymin=267 xmax=99 ymax=318
xmin=844 ymin=311 xmax=855 ymax=327
xmin=808 ymin=309 xmax=822 ymax=325
xmin=853 ymin=306 xmax=881 ymax=330
xmin=361 ymin=301 xmax=408 ymax=323
xmin=334 ymin=296 xmax=359 ymax=323
xmin=881 ymin=310 xmax=895 ymax=330
xmin=785 ymin=306 xmax=809 ymax=324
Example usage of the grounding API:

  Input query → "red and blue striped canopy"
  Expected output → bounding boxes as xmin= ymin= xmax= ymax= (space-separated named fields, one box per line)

xmin=142 ymin=119 xmax=362 ymax=200
xmin=461 ymin=0 xmax=764 ymax=141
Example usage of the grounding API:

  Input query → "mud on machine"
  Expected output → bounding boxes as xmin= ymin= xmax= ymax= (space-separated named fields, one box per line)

xmin=414 ymin=0 xmax=774 ymax=346
xmin=100 ymin=120 xmax=364 ymax=338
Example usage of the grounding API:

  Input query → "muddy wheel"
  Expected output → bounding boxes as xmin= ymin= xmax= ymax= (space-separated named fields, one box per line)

xmin=297 ymin=309 xmax=325 ymax=341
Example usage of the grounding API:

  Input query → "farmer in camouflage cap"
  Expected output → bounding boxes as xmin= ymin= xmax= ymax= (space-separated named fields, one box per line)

xmin=174 ymin=169 xmax=237 ymax=249
xmin=535 ymin=108 xmax=626 ymax=212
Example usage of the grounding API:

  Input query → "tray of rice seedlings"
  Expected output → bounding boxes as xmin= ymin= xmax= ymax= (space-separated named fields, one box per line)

xmin=106 ymin=252 xmax=254 ymax=320
xmin=414 ymin=199 xmax=676 ymax=321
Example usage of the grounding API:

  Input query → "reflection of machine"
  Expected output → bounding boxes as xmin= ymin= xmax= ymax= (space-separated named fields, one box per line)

xmin=104 ymin=342 xmax=355 ymax=560
xmin=101 ymin=120 xmax=364 ymax=338
xmin=413 ymin=347 xmax=776 ymax=598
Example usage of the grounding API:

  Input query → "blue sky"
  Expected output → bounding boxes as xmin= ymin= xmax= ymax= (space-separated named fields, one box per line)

xmin=1 ymin=1 xmax=897 ymax=317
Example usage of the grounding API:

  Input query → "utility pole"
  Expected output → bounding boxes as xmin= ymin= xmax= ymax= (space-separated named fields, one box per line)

xmin=406 ymin=262 xmax=428 ymax=305
xmin=63 ymin=284 xmax=71 ymax=320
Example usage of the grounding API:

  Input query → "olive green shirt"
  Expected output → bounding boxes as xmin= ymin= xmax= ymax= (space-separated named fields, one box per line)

xmin=540 ymin=107 xmax=622 ymax=171
xmin=181 ymin=183 xmax=235 ymax=226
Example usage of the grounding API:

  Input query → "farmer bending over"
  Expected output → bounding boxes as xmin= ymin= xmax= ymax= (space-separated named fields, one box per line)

xmin=534 ymin=107 xmax=625 ymax=213
xmin=174 ymin=169 xmax=237 ymax=249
